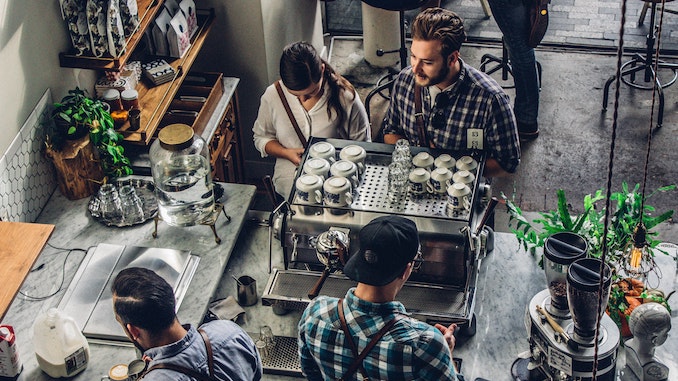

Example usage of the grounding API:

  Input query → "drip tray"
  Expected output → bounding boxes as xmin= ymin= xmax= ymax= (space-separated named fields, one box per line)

xmin=262 ymin=269 xmax=472 ymax=325
xmin=58 ymin=243 xmax=200 ymax=342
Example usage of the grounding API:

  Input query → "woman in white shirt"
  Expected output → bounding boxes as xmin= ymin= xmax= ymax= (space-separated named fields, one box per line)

xmin=253 ymin=41 xmax=371 ymax=200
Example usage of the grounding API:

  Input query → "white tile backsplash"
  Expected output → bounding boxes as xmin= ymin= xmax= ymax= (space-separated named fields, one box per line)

xmin=0 ymin=89 xmax=58 ymax=222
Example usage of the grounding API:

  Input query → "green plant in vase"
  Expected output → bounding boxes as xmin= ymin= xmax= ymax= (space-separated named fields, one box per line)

xmin=46 ymin=87 xmax=133 ymax=179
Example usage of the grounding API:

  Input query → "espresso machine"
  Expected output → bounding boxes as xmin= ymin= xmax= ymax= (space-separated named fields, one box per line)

xmin=262 ymin=137 xmax=495 ymax=334
xmin=516 ymin=233 xmax=621 ymax=381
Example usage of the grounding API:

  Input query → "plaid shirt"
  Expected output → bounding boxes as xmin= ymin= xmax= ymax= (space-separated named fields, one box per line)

xmin=382 ymin=59 xmax=521 ymax=173
xmin=298 ymin=288 xmax=459 ymax=380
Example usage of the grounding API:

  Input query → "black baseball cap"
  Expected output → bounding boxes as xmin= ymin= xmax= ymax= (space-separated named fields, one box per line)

xmin=343 ymin=215 xmax=420 ymax=286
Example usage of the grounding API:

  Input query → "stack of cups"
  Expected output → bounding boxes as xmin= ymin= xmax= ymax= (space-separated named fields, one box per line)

xmin=388 ymin=162 xmax=408 ymax=202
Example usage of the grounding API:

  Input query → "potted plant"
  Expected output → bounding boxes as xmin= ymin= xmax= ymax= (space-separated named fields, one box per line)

xmin=46 ymin=87 xmax=133 ymax=179
xmin=502 ymin=182 xmax=675 ymax=335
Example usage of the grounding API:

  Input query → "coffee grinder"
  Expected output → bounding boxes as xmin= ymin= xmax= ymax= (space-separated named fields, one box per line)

xmin=514 ymin=233 xmax=621 ymax=381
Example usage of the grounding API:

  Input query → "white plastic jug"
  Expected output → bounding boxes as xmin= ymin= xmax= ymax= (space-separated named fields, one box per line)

xmin=32 ymin=308 xmax=90 ymax=378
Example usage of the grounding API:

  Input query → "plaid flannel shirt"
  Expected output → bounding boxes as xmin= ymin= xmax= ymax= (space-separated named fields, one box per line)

xmin=298 ymin=288 xmax=459 ymax=380
xmin=382 ymin=59 xmax=520 ymax=173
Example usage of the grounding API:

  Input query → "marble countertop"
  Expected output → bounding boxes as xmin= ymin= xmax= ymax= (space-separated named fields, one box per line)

xmin=219 ymin=218 xmax=678 ymax=381
xmin=1 ymin=181 xmax=256 ymax=381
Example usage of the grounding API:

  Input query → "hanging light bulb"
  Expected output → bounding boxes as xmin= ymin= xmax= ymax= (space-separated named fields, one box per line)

xmin=622 ymin=222 xmax=653 ymax=276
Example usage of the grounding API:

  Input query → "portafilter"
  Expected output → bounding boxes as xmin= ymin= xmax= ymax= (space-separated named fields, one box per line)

xmin=308 ymin=229 xmax=350 ymax=299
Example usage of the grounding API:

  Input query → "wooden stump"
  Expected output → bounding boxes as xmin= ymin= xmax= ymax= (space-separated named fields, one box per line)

xmin=45 ymin=136 xmax=104 ymax=200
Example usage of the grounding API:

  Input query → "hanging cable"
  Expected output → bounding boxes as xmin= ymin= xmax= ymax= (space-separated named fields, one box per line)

xmin=593 ymin=0 xmax=630 ymax=378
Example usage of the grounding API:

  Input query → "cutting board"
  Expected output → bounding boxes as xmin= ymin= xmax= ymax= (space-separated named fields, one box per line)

xmin=0 ymin=221 xmax=54 ymax=321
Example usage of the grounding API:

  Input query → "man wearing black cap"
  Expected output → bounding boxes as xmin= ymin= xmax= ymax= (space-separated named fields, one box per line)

xmin=298 ymin=215 xmax=462 ymax=380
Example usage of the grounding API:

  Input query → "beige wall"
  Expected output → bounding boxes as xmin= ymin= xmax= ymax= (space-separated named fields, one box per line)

xmin=0 ymin=0 xmax=96 ymax=156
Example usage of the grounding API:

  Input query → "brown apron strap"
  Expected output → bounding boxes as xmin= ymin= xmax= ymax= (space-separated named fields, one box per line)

xmin=414 ymin=84 xmax=428 ymax=148
xmin=140 ymin=328 xmax=216 ymax=381
xmin=275 ymin=80 xmax=308 ymax=148
xmin=198 ymin=328 xmax=215 ymax=379
xmin=337 ymin=299 xmax=402 ymax=381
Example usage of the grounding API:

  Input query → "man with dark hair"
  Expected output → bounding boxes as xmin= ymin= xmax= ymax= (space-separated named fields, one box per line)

xmin=112 ymin=267 xmax=262 ymax=380
xmin=382 ymin=7 xmax=520 ymax=177
xmin=298 ymin=216 xmax=462 ymax=380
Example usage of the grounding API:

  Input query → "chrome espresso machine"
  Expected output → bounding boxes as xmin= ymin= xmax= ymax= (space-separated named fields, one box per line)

xmin=262 ymin=137 xmax=496 ymax=334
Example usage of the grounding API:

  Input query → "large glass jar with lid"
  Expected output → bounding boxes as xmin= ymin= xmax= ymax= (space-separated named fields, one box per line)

xmin=149 ymin=124 xmax=215 ymax=226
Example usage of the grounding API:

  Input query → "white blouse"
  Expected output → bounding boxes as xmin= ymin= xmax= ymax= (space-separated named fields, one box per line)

xmin=252 ymin=81 xmax=371 ymax=199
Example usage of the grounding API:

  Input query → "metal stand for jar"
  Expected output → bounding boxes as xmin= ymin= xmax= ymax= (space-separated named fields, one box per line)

xmin=152 ymin=202 xmax=231 ymax=244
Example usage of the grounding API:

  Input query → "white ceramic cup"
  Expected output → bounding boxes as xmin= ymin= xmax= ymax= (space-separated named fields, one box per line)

xmin=339 ymin=145 xmax=367 ymax=175
xmin=447 ymin=182 xmax=472 ymax=215
xmin=295 ymin=174 xmax=324 ymax=205
xmin=303 ymin=157 xmax=331 ymax=179
xmin=456 ymin=155 xmax=478 ymax=174
xmin=412 ymin=152 xmax=434 ymax=171
xmin=434 ymin=154 xmax=456 ymax=171
xmin=430 ymin=167 xmax=454 ymax=194
xmin=408 ymin=168 xmax=431 ymax=195
xmin=308 ymin=142 xmax=336 ymax=163
xmin=452 ymin=169 xmax=476 ymax=188
xmin=330 ymin=160 xmax=359 ymax=189
xmin=323 ymin=176 xmax=353 ymax=207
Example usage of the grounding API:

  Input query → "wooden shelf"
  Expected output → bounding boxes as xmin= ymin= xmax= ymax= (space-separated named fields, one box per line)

xmin=59 ymin=0 xmax=165 ymax=71
xmin=118 ymin=9 xmax=215 ymax=145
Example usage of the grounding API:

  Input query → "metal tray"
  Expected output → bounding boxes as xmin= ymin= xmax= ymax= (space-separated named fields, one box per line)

xmin=88 ymin=178 xmax=158 ymax=227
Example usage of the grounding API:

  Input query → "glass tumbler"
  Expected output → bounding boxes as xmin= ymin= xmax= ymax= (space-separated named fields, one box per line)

xmin=392 ymin=139 xmax=412 ymax=171
xmin=260 ymin=325 xmax=276 ymax=349
xmin=388 ymin=162 xmax=408 ymax=202
xmin=119 ymin=185 xmax=144 ymax=224
xmin=98 ymin=184 xmax=122 ymax=221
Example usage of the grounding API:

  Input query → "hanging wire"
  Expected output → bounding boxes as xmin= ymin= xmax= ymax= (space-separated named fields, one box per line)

xmin=592 ymin=0 xmax=629 ymax=377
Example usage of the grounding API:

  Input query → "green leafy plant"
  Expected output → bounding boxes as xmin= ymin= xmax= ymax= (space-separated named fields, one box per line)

xmin=502 ymin=182 xmax=675 ymax=334
xmin=46 ymin=87 xmax=132 ymax=179
xmin=503 ymin=182 xmax=675 ymax=264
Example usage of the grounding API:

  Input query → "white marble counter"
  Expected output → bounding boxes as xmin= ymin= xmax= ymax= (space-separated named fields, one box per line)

xmin=219 ymin=219 xmax=678 ymax=381
xmin=1 ymin=182 xmax=256 ymax=381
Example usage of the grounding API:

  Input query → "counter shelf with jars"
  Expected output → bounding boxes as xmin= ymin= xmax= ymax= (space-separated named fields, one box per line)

xmin=58 ymin=0 xmax=217 ymax=147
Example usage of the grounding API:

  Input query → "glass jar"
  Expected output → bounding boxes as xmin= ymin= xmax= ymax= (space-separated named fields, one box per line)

xmin=102 ymin=89 xmax=123 ymax=112
xmin=120 ymin=89 xmax=139 ymax=110
xmin=149 ymin=124 xmax=215 ymax=226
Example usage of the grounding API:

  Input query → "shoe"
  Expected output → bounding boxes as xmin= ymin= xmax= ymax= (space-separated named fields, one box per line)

xmin=518 ymin=122 xmax=539 ymax=141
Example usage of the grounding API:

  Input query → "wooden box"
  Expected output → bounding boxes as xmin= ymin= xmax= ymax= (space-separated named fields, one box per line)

xmin=155 ymin=72 xmax=224 ymax=138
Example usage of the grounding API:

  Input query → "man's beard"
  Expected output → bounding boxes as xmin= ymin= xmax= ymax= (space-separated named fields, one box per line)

xmin=414 ymin=64 xmax=450 ymax=87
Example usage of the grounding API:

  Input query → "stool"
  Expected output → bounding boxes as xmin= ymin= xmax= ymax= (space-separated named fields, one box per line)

xmin=363 ymin=0 xmax=428 ymax=126
xmin=479 ymin=38 xmax=543 ymax=90
xmin=602 ymin=0 xmax=677 ymax=129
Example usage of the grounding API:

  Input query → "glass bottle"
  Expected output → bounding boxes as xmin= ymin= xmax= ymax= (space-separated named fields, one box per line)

xmin=149 ymin=124 xmax=215 ymax=226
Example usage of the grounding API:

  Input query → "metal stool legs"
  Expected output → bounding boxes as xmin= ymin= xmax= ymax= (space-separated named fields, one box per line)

xmin=602 ymin=1 xmax=678 ymax=129
xmin=479 ymin=38 xmax=543 ymax=90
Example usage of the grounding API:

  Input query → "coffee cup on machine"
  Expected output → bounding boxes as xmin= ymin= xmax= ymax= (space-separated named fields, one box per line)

xmin=452 ymin=170 xmax=475 ymax=188
xmin=303 ymin=157 xmax=331 ymax=180
xmin=456 ymin=155 xmax=478 ymax=174
xmin=295 ymin=174 xmax=324 ymax=205
xmin=430 ymin=167 xmax=454 ymax=194
xmin=323 ymin=176 xmax=353 ymax=207
xmin=412 ymin=152 xmax=434 ymax=171
xmin=434 ymin=153 xmax=456 ymax=171
xmin=330 ymin=160 xmax=359 ymax=189
xmin=308 ymin=142 xmax=336 ymax=163
xmin=446 ymin=182 xmax=471 ymax=216
xmin=339 ymin=145 xmax=366 ymax=175
xmin=408 ymin=168 xmax=431 ymax=196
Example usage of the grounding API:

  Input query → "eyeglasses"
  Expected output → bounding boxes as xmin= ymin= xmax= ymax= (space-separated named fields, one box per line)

xmin=431 ymin=92 xmax=450 ymax=129
xmin=412 ymin=245 xmax=424 ymax=271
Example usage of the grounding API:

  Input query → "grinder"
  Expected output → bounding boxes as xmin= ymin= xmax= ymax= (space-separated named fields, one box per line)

xmin=516 ymin=254 xmax=620 ymax=381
